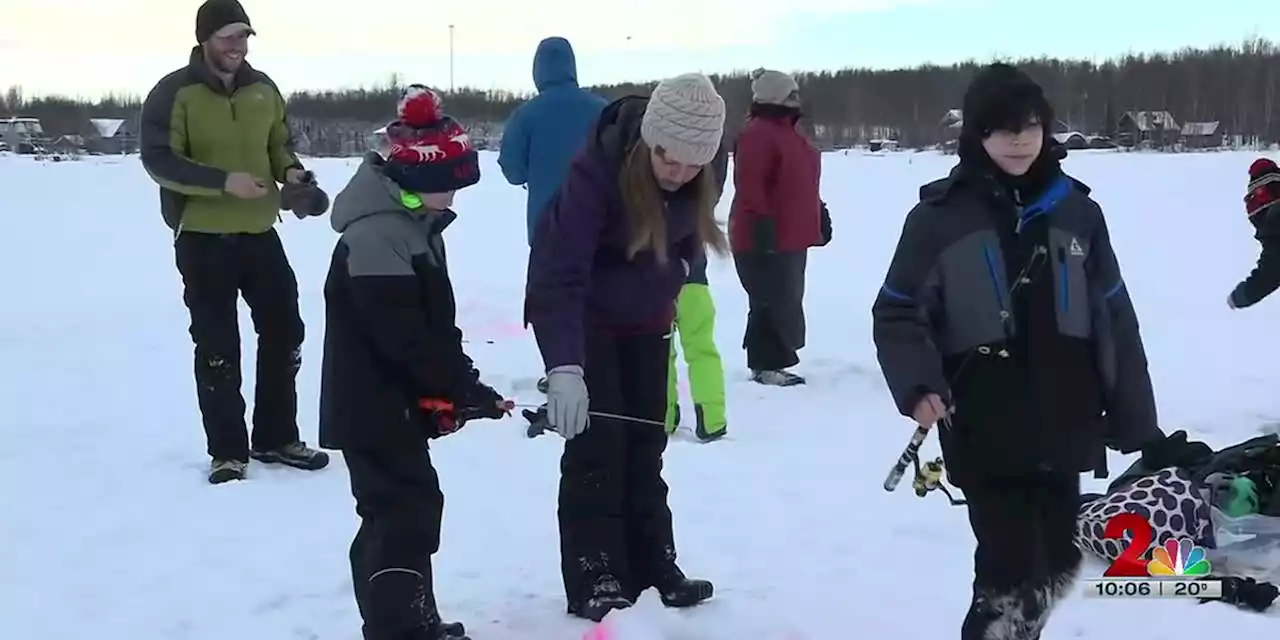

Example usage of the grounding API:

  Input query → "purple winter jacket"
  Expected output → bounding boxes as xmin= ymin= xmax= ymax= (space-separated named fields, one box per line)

xmin=524 ymin=96 xmax=719 ymax=370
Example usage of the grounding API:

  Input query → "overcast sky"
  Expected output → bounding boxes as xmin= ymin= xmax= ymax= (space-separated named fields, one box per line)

xmin=3 ymin=0 xmax=1277 ymax=99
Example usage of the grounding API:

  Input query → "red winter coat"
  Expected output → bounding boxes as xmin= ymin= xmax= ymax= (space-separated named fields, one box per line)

xmin=728 ymin=114 xmax=822 ymax=252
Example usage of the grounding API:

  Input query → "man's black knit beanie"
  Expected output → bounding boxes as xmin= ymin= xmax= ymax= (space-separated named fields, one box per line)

xmin=196 ymin=0 xmax=253 ymax=43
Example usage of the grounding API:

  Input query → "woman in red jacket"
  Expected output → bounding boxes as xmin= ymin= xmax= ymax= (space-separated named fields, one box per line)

xmin=728 ymin=68 xmax=828 ymax=386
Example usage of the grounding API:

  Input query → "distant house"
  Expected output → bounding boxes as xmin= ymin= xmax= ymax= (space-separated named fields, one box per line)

xmin=868 ymin=139 xmax=899 ymax=152
xmin=1181 ymin=121 xmax=1222 ymax=149
xmin=0 ymin=116 xmax=46 ymax=153
xmin=49 ymin=135 xmax=86 ymax=154
xmin=86 ymin=117 xmax=138 ymax=154
xmin=290 ymin=117 xmax=385 ymax=157
xmin=1116 ymin=111 xmax=1179 ymax=148
xmin=937 ymin=109 xmax=963 ymax=150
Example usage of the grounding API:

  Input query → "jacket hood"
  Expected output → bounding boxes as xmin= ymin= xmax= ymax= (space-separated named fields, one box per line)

xmin=533 ymin=37 xmax=579 ymax=92
xmin=331 ymin=154 xmax=455 ymax=233
xmin=592 ymin=95 xmax=648 ymax=165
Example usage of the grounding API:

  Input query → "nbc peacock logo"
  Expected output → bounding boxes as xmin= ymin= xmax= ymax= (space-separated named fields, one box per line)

xmin=1146 ymin=538 xmax=1211 ymax=576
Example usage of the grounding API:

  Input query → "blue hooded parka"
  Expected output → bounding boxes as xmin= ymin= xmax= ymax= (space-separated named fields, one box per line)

xmin=498 ymin=37 xmax=607 ymax=244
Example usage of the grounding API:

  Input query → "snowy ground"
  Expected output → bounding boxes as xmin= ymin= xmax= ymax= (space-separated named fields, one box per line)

xmin=3 ymin=149 xmax=1279 ymax=639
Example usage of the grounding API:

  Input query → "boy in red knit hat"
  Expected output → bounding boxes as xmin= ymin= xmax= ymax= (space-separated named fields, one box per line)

xmin=1230 ymin=158 xmax=1280 ymax=309
xmin=318 ymin=84 xmax=511 ymax=640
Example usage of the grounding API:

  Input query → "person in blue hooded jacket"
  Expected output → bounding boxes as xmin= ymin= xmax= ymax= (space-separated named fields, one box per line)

xmin=499 ymin=37 xmax=607 ymax=245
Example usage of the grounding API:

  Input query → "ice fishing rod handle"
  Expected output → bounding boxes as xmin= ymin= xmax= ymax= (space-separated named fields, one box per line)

xmin=883 ymin=424 xmax=932 ymax=492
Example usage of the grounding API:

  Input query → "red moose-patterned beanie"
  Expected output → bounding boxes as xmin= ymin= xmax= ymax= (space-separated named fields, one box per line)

xmin=380 ymin=84 xmax=481 ymax=194
xmin=1245 ymin=157 xmax=1280 ymax=218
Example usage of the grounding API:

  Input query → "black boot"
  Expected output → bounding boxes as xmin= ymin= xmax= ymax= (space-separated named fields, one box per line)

xmin=655 ymin=566 xmax=714 ymax=608
xmin=426 ymin=616 xmax=469 ymax=639
xmin=961 ymin=585 xmax=1038 ymax=640
xmin=567 ymin=574 xmax=633 ymax=622
xmin=693 ymin=405 xmax=726 ymax=443
xmin=659 ymin=578 xmax=714 ymax=607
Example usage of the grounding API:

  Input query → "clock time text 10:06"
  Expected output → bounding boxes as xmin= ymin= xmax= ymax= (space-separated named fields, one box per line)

xmin=1082 ymin=578 xmax=1223 ymax=599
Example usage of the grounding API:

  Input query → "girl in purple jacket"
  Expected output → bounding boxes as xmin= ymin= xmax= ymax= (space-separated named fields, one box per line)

xmin=523 ymin=73 xmax=729 ymax=622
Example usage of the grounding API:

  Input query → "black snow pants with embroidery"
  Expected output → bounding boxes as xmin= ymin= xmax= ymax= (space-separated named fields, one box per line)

xmin=960 ymin=470 xmax=1083 ymax=640
xmin=557 ymin=327 xmax=683 ymax=606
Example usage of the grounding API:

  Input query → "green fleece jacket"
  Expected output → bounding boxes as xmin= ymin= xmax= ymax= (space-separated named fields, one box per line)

xmin=140 ymin=47 xmax=303 ymax=234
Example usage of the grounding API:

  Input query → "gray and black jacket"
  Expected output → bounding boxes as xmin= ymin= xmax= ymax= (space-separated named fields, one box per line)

xmin=872 ymin=166 xmax=1161 ymax=481
xmin=318 ymin=154 xmax=482 ymax=450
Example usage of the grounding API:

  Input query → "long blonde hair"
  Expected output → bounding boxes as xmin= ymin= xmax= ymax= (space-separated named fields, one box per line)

xmin=618 ymin=140 xmax=729 ymax=264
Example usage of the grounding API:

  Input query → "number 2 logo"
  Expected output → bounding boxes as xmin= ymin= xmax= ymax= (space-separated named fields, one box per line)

xmin=1101 ymin=512 xmax=1155 ymax=577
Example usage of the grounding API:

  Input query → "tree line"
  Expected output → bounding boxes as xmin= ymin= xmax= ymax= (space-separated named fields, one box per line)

xmin=4 ymin=39 xmax=1279 ymax=154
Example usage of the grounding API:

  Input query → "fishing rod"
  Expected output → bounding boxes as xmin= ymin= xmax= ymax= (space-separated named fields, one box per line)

xmin=513 ymin=403 xmax=666 ymax=438
xmin=881 ymin=244 xmax=1050 ymax=506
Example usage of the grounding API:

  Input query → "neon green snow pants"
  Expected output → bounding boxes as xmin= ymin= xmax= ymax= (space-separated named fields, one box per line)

xmin=666 ymin=283 xmax=727 ymax=435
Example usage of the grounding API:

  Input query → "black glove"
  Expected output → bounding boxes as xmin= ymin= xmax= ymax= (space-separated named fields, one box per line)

xmin=753 ymin=218 xmax=777 ymax=254
xmin=1201 ymin=576 xmax=1279 ymax=612
xmin=417 ymin=383 xmax=510 ymax=440
xmin=1139 ymin=430 xmax=1213 ymax=469
xmin=455 ymin=381 xmax=511 ymax=421
xmin=816 ymin=202 xmax=832 ymax=247
xmin=281 ymin=171 xmax=330 ymax=218
xmin=418 ymin=397 xmax=463 ymax=438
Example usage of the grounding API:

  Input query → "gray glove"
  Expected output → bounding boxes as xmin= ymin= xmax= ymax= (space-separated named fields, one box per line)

xmin=545 ymin=365 xmax=589 ymax=439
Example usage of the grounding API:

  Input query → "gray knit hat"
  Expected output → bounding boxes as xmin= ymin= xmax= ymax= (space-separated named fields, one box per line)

xmin=750 ymin=68 xmax=800 ymax=107
xmin=640 ymin=73 xmax=726 ymax=166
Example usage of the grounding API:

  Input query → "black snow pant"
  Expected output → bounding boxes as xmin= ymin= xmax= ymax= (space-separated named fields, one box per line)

xmin=345 ymin=445 xmax=446 ymax=640
xmin=960 ymin=471 xmax=1083 ymax=640
xmin=558 ymin=328 xmax=682 ymax=606
xmin=174 ymin=229 xmax=305 ymax=462
xmin=732 ymin=249 xmax=807 ymax=371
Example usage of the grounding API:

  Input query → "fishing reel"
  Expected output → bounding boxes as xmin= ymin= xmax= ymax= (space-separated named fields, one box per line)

xmin=911 ymin=456 xmax=966 ymax=506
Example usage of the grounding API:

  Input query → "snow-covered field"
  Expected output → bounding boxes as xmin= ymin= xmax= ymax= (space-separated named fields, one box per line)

xmin=3 ymin=149 xmax=1278 ymax=639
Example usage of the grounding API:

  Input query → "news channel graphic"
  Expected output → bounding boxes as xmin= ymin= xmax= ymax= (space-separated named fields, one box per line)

xmin=1082 ymin=511 xmax=1223 ymax=599
xmin=1083 ymin=577 xmax=1222 ymax=599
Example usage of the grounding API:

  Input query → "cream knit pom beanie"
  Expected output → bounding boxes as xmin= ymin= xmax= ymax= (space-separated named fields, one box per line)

xmin=640 ymin=73 xmax=726 ymax=166
xmin=750 ymin=68 xmax=801 ymax=107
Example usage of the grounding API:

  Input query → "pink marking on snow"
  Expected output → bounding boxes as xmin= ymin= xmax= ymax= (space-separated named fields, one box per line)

xmin=581 ymin=620 xmax=613 ymax=640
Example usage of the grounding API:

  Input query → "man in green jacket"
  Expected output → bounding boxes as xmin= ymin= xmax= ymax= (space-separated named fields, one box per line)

xmin=141 ymin=0 xmax=329 ymax=484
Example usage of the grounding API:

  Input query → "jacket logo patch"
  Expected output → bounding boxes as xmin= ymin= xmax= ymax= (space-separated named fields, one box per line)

xmin=1069 ymin=237 xmax=1085 ymax=257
